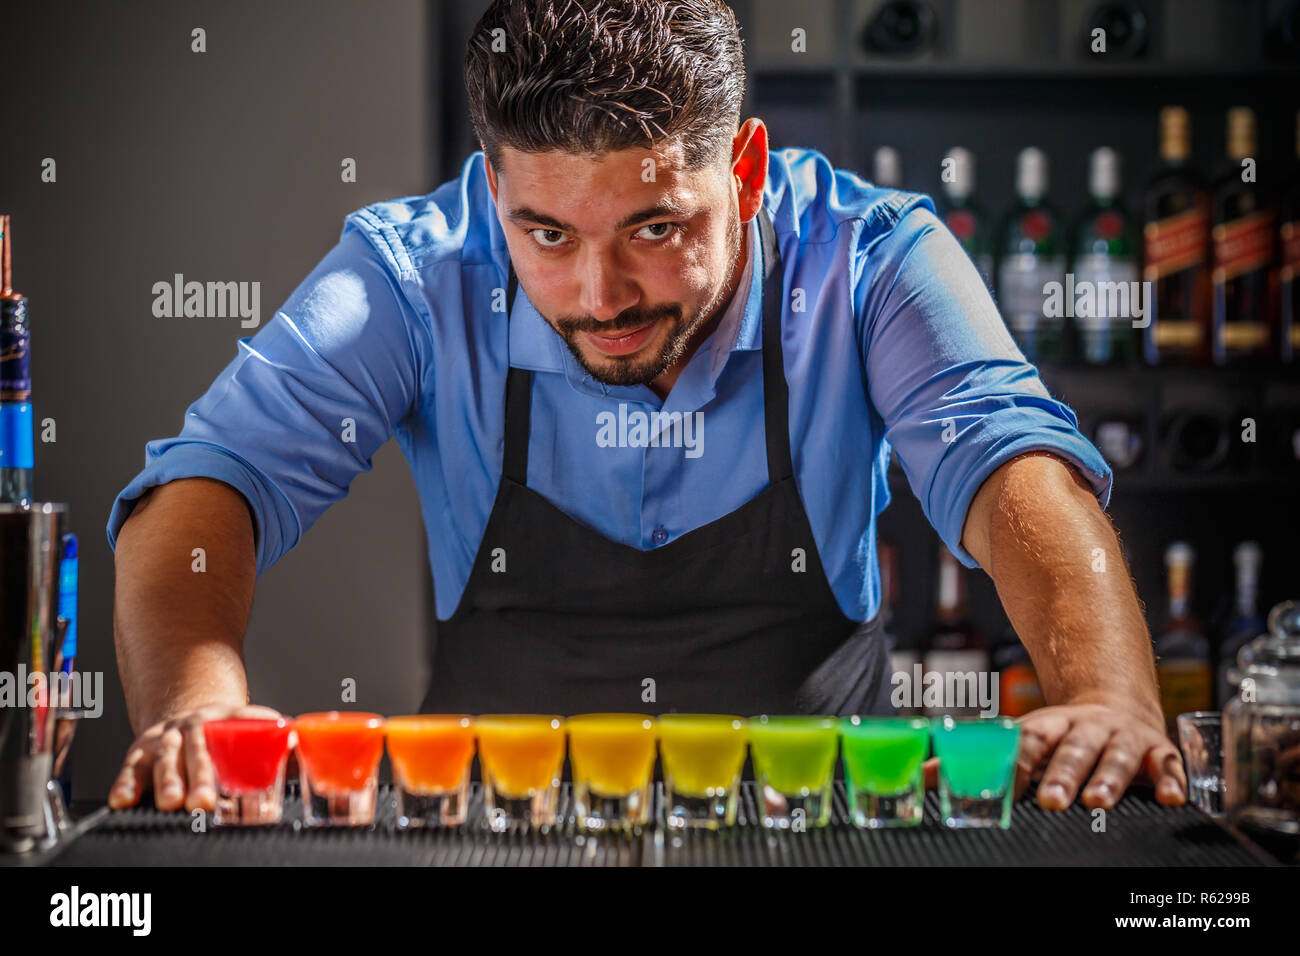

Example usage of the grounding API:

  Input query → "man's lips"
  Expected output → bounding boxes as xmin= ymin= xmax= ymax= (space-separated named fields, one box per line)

xmin=582 ymin=318 xmax=659 ymax=356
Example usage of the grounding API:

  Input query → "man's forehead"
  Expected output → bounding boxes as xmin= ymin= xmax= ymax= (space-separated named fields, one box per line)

xmin=498 ymin=140 xmax=693 ymax=177
xmin=497 ymin=143 xmax=717 ymax=233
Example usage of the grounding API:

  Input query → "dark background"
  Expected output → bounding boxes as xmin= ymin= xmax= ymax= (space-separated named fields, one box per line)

xmin=1 ymin=0 xmax=1297 ymax=800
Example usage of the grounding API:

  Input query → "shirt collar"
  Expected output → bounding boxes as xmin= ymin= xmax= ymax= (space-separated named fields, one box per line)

xmin=507 ymin=210 xmax=765 ymax=388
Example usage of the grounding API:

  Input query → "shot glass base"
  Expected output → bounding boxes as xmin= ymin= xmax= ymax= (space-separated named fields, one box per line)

xmin=847 ymin=786 xmax=924 ymax=828
xmin=484 ymin=787 xmax=559 ymax=832
xmin=301 ymin=781 xmax=377 ymax=827
xmin=940 ymin=791 xmax=1013 ymax=829
xmin=663 ymin=786 xmax=737 ymax=830
xmin=1186 ymin=777 xmax=1225 ymax=818
xmin=758 ymin=783 xmax=832 ymax=830
xmin=395 ymin=787 xmax=469 ymax=829
xmin=574 ymin=784 xmax=650 ymax=833
xmin=213 ymin=787 xmax=285 ymax=826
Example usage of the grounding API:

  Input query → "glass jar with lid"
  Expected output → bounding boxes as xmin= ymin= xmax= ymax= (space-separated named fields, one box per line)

xmin=1222 ymin=600 xmax=1300 ymax=839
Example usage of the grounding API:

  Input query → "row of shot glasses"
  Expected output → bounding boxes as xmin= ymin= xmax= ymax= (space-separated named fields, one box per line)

xmin=200 ymin=712 xmax=1022 ymax=831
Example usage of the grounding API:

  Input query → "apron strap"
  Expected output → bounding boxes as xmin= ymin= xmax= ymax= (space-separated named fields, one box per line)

xmin=502 ymin=264 xmax=531 ymax=485
xmin=500 ymin=205 xmax=791 ymax=488
xmin=755 ymin=205 xmax=793 ymax=485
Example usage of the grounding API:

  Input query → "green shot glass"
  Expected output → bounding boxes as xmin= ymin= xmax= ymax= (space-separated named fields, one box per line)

xmin=839 ymin=716 xmax=929 ymax=828
xmin=930 ymin=715 xmax=1021 ymax=829
xmin=747 ymin=716 xmax=839 ymax=830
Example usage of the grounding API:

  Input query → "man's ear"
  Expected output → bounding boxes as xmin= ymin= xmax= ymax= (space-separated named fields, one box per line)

xmin=731 ymin=118 xmax=768 ymax=223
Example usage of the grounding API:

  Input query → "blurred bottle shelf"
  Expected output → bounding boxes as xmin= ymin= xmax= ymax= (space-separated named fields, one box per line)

xmin=885 ymin=353 xmax=1300 ymax=494
xmin=752 ymin=62 xmax=1300 ymax=79
xmin=738 ymin=0 xmax=1300 ymax=78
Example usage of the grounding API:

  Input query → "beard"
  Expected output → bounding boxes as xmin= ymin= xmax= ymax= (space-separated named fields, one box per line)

xmin=547 ymin=208 xmax=744 ymax=387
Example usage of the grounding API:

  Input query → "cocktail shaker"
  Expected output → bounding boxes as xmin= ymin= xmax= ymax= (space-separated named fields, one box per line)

xmin=0 ymin=502 xmax=72 ymax=853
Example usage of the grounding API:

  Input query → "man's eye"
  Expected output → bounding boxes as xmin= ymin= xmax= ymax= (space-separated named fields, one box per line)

xmin=530 ymin=228 xmax=568 ymax=248
xmin=635 ymin=222 xmax=677 ymax=241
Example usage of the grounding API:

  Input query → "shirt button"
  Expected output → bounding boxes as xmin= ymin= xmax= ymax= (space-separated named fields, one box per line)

xmin=651 ymin=527 xmax=669 ymax=546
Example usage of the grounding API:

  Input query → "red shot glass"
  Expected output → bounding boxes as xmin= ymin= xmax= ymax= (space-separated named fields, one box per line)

xmin=202 ymin=717 xmax=296 ymax=825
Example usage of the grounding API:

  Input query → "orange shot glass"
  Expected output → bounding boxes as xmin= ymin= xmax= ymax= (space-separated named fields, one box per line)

xmin=384 ymin=715 xmax=475 ymax=828
xmin=293 ymin=711 xmax=385 ymax=826
xmin=474 ymin=715 xmax=566 ymax=832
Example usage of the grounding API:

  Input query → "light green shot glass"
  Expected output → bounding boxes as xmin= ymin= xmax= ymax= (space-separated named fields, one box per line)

xmin=930 ymin=715 xmax=1021 ymax=829
xmin=839 ymin=716 xmax=929 ymax=828
xmin=748 ymin=716 xmax=839 ymax=830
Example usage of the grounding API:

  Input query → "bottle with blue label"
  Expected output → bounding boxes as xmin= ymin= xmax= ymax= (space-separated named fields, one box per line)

xmin=0 ymin=214 xmax=34 ymax=505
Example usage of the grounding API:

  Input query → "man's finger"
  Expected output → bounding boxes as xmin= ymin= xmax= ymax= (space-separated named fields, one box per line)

xmin=1145 ymin=742 xmax=1187 ymax=806
xmin=1079 ymin=730 xmax=1144 ymax=810
xmin=1014 ymin=710 xmax=1070 ymax=797
xmin=183 ymin=723 xmax=217 ymax=813
xmin=923 ymin=756 xmax=938 ymax=790
xmin=152 ymin=725 xmax=187 ymax=811
xmin=1037 ymin=721 xmax=1111 ymax=810
xmin=108 ymin=744 xmax=153 ymax=809
xmin=234 ymin=705 xmax=283 ymax=720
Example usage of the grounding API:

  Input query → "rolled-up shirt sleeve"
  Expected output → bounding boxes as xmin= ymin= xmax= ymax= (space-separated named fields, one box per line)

xmin=856 ymin=198 xmax=1113 ymax=570
xmin=105 ymin=220 xmax=425 ymax=575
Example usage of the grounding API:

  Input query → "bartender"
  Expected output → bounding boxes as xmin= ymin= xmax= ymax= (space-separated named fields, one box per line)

xmin=105 ymin=0 xmax=1185 ymax=814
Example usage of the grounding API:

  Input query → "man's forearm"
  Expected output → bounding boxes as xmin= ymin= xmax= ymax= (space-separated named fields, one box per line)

xmin=964 ymin=452 xmax=1163 ymax=728
xmin=113 ymin=477 xmax=258 ymax=733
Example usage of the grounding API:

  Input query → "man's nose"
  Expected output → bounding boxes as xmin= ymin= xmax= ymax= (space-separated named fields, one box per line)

xmin=577 ymin=252 xmax=638 ymax=322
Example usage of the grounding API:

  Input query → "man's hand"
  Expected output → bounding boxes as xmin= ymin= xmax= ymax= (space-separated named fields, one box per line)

xmin=920 ymin=701 xmax=1186 ymax=810
xmin=951 ymin=452 xmax=1181 ymax=811
xmin=1014 ymin=701 xmax=1184 ymax=809
xmin=108 ymin=703 xmax=286 ymax=812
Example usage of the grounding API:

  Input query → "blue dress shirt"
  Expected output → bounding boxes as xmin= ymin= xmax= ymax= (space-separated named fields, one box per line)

xmin=106 ymin=148 xmax=1113 ymax=622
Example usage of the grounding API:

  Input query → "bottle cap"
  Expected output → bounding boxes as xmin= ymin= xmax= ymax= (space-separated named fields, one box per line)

xmin=873 ymin=146 xmax=901 ymax=188
xmin=1159 ymin=106 xmax=1191 ymax=162
xmin=943 ymin=147 xmax=975 ymax=199
xmin=1233 ymin=540 xmax=1261 ymax=570
xmin=1016 ymin=147 xmax=1047 ymax=200
xmin=1089 ymin=146 xmax=1120 ymax=200
xmin=1226 ymin=106 xmax=1256 ymax=161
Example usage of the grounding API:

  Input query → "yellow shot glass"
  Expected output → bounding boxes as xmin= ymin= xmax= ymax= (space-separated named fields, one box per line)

xmin=657 ymin=714 xmax=748 ymax=829
xmin=566 ymin=714 xmax=657 ymax=833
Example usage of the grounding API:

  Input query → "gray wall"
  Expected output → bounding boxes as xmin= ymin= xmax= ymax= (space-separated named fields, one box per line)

xmin=1 ymin=0 xmax=433 ymax=799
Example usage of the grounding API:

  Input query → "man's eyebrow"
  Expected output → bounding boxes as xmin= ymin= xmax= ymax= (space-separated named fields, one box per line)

xmin=506 ymin=201 xmax=699 ymax=235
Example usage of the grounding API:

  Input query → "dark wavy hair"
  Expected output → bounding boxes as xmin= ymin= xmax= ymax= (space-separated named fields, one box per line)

xmin=465 ymin=0 xmax=746 ymax=173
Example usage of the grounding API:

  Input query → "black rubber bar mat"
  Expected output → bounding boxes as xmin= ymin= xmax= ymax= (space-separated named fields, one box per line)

xmin=36 ymin=782 xmax=1276 ymax=867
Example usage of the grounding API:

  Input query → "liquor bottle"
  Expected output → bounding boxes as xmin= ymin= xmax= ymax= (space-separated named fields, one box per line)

xmin=1215 ymin=541 xmax=1265 ymax=708
xmin=879 ymin=540 xmax=920 ymax=716
xmin=1154 ymin=542 xmax=1212 ymax=732
xmin=1279 ymin=111 xmax=1300 ymax=364
xmin=993 ymin=624 xmax=1045 ymax=718
xmin=0 ymin=215 xmax=33 ymax=505
xmin=1142 ymin=106 xmax=1212 ymax=365
xmin=939 ymin=146 xmax=994 ymax=291
xmin=996 ymin=147 xmax=1066 ymax=363
xmin=922 ymin=545 xmax=989 ymax=718
xmin=1071 ymin=146 xmax=1140 ymax=365
xmin=873 ymin=146 xmax=901 ymax=189
xmin=1211 ymin=107 xmax=1275 ymax=365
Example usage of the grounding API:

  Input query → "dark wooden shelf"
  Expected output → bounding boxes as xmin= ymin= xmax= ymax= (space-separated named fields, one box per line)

xmin=750 ymin=61 xmax=1300 ymax=80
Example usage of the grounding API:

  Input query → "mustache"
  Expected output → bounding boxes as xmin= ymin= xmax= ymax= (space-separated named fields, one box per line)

xmin=554 ymin=303 xmax=680 ymax=336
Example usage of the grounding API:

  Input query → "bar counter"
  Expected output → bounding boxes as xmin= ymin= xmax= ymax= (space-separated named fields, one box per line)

xmin=19 ymin=783 xmax=1286 ymax=868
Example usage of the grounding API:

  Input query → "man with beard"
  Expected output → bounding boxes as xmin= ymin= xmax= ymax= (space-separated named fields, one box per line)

xmin=106 ymin=0 xmax=1185 ymax=817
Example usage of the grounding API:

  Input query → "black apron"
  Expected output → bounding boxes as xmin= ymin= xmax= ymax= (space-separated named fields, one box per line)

xmin=420 ymin=206 xmax=894 ymax=719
